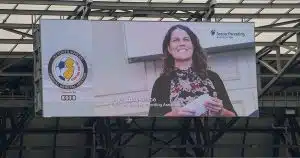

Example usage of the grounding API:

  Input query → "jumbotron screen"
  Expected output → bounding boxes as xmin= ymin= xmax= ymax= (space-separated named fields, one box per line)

xmin=40 ymin=20 xmax=258 ymax=117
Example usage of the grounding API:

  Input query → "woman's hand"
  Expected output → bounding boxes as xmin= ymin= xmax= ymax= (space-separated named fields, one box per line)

xmin=204 ymin=97 xmax=224 ymax=116
xmin=164 ymin=108 xmax=195 ymax=116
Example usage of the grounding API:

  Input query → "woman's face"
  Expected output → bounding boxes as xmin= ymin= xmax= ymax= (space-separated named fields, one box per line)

xmin=168 ymin=28 xmax=194 ymax=61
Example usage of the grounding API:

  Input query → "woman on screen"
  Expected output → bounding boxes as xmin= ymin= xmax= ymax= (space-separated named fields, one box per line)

xmin=148 ymin=24 xmax=237 ymax=117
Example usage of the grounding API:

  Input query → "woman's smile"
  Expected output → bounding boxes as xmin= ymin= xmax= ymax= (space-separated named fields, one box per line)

xmin=168 ymin=28 xmax=194 ymax=61
xmin=177 ymin=48 xmax=188 ymax=53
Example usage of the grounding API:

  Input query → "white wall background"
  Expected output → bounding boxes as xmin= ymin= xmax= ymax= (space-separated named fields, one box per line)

xmin=124 ymin=21 xmax=255 ymax=58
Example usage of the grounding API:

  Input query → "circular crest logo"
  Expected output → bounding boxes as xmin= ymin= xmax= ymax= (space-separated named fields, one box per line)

xmin=48 ymin=49 xmax=88 ymax=89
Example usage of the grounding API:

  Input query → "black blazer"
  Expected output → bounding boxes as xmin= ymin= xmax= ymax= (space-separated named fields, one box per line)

xmin=148 ymin=70 xmax=237 ymax=116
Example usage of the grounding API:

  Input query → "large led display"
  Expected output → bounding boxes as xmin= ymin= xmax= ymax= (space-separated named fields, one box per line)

xmin=40 ymin=20 xmax=258 ymax=117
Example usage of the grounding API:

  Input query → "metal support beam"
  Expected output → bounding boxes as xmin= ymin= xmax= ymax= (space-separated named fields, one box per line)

xmin=241 ymin=118 xmax=249 ymax=157
xmin=288 ymin=117 xmax=300 ymax=156
xmin=178 ymin=119 xmax=189 ymax=157
xmin=1 ymin=52 xmax=299 ymax=60
xmin=202 ymin=118 xmax=210 ymax=156
xmin=2 ymin=143 xmax=300 ymax=150
xmin=258 ymin=46 xmax=282 ymax=79
xmin=3 ymin=126 xmax=300 ymax=133
xmin=83 ymin=119 xmax=95 ymax=158
xmin=0 ymin=100 xmax=33 ymax=108
xmin=255 ymin=27 xmax=300 ymax=32
xmin=1 ymin=39 xmax=298 ymax=47
xmin=1 ymin=1 xmax=210 ymax=11
xmin=259 ymin=50 xmax=300 ymax=96
xmin=94 ymin=118 xmax=109 ymax=158
xmin=108 ymin=118 xmax=134 ymax=158
xmin=0 ymin=23 xmax=33 ymax=29
xmin=210 ymin=118 xmax=239 ymax=144
xmin=0 ymin=73 xmax=32 ymax=77
xmin=1 ymin=1 xmax=300 ymax=9
xmin=275 ymin=46 xmax=282 ymax=71
xmin=215 ymin=3 xmax=300 ymax=8
xmin=132 ymin=118 xmax=189 ymax=157
xmin=193 ymin=118 xmax=206 ymax=157
xmin=258 ymin=60 xmax=278 ymax=74
xmin=203 ymin=0 xmax=216 ymax=22
xmin=259 ymin=32 xmax=300 ymax=96
xmin=75 ymin=0 xmax=92 ymax=20
xmin=52 ymin=118 xmax=59 ymax=158
xmin=1 ymin=9 xmax=300 ymax=19
xmin=257 ymin=19 xmax=300 ymax=28
xmin=257 ymin=22 xmax=300 ymax=59
xmin=2 ymin=29 xmax=33 ymax=39
xmin=148 ymin=118 xmax=156 ymax=158
xmin=2 ymin=23 xmax=300 ymax=33
xmin=273 ymin=115 xmax=300 ymax=157
xmin=272 ymin=117 xmax=284 ymax=157
xmin=0 ymin=1 xmax=299 ymax=157
xmin=0 ymin=108 xmax=299 ymax=157
xmin=298 ymin=32 xmax=300 ymax=50
xmin=0 ymin=108 xmax=33 ymax=156
xmin=0 ymin=52 xmax=32 ymax=59
xmin=0 ymin=111 xmax=7 ymax=157
xmin=256 ymin=42 xmax=297 ymax=47
xmin=213 ymin=14 xmax=300 ymax=19
xmin=0 ymin=39 xmax=32 ymax=44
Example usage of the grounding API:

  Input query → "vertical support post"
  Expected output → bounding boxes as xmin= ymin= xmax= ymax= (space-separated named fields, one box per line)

xmin=288 ymin=117 xmax=299 ymax=155
xmin=105 ymin=119 xmax=112 ymax=157
xmin=109 ymin=118 xmax=125 ymax=158
xmin=95 ymin=118 xmax=111 ymax=158
xmin=84 ymin=118 xmax=96 ymax=158
xmin=18 ymin=134 xmax=23 ymax=158
xmin=274 ymin=46 xmax=282 ymax=71
xmin=95 ymin=118 xmax=104 ymax=158
xmin=203 ymin=0 xmax=216 ymax=22
xmin=115 ymin=118 xmax=122 ymax=158
xmin=92 ymin=120 xmax=96 ymax=158
xmin=272 ymin=131 xmax=281 ymax=157
xmin=241 ymin=118 xmax=249 ymax=157
xmin=0 ymin=110 xmax=7 ymax=158
xmin=178 ymin=119 xmax=190 ymax=157
xmin=272 ymin=111 xmax=285 ymax=157
xmin=33 ymin=26 xmax=42 ymax=115
xmin=297 ymin=32 xmax=300 ymax=50
xmin=257 ymin=63 xmax=262 ymax=96
xmin=148 ymin=118 xmax=156 ymax=158
xmin=203 ymin=117 xmax=210 ymax=156
xmin=109 ymin=118 xmax=136 ymax=158
xmin=193 ymin=118 xmax=205 ymax=157
xmin=52 ymin=118 xmax=59 ymax=158
xmin=75 ymin=0 xmax=92 ymax=20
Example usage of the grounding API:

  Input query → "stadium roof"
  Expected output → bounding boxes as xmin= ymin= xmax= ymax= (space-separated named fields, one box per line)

xmin=0 ymin=0 xmax=299 ymax=54
xmin=1 ymin=1 xmax=300 ymax=158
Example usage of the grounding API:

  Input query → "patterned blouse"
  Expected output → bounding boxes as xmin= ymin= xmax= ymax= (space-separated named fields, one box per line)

xmin=170 ymin=67 xmax=217 ymax=109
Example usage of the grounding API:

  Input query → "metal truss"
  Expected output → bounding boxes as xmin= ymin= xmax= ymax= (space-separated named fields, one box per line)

xmin=0 ymin=107 xmax=300 ymax=157
xmin=91 ymin=108 xmax=300 ymax=158
xmin=0 ymin=0 xmax=300 ymax=158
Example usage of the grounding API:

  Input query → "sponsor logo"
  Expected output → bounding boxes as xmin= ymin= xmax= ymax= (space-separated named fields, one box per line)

xmin=210 ymin=29 xmax=216 ymax=36
xmin=61 ymin=95 xmax=76 ymax=101
xmin=210 ymin=29 xmax=245 ymax=39
xmin=48 ymin=49 xmax=88 ymax=89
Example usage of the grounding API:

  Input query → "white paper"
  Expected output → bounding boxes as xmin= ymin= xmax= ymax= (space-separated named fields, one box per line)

xmin=182 ymin=94 xmax=210 ymax=116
